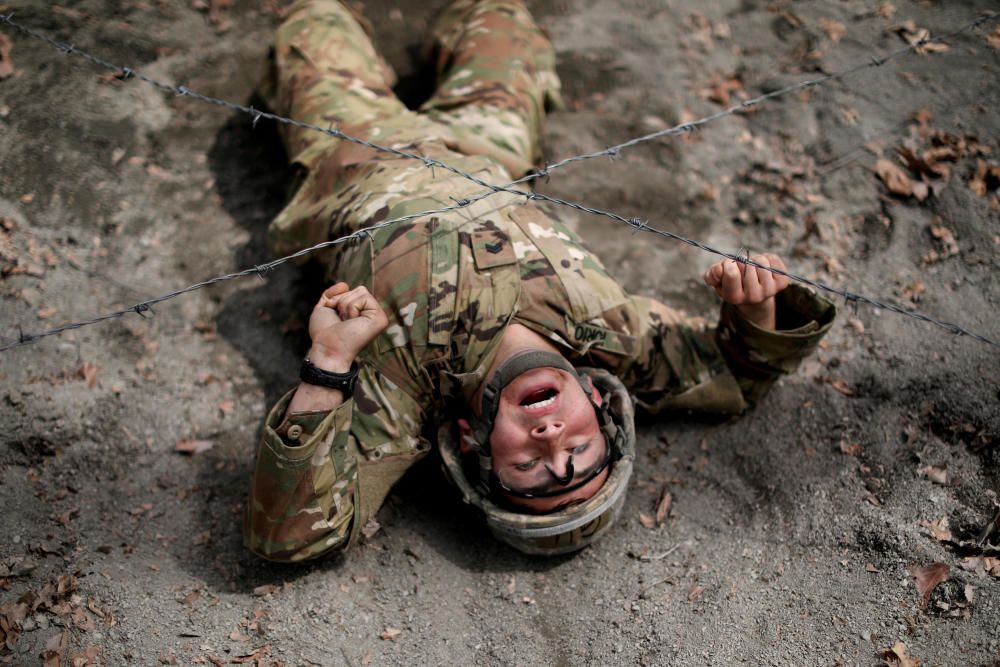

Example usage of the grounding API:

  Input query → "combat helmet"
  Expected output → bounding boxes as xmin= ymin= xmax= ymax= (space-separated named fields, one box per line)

xmin=438 ymin=354 xmax=635 ymax=556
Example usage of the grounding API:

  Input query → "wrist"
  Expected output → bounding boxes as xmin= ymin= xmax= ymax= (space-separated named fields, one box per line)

xmin=307 ymin=343 xmax=355 ymax=373
xmin=735 ymin=300 xmax=776 ymax=330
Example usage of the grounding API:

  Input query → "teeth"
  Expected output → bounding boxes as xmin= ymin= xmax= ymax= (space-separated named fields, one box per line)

xmin=525 ymin=396 xmax=556 ymax=409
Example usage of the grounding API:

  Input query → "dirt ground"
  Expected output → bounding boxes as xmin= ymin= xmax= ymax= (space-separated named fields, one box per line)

xmin=1 ymin=0 xmax=999 ymax=665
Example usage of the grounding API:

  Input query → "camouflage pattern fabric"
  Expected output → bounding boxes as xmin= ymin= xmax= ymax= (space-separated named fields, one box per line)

xmin=244 ymin=0 xmax=836 ymax=562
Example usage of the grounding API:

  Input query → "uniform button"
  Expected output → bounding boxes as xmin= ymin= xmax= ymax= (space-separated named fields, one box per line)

xmin=286 ymin=424 xmax=303 ymax=441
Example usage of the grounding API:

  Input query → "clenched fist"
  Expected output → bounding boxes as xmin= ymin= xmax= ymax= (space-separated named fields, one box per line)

xmin=307 ymin=282 xmax=389 ymax=372
xmin=703 ymin=253 xmax=790 ymax=330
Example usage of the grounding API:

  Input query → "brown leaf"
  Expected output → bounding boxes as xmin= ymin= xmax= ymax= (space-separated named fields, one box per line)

xmin=380 ymin=627 xmax=402 ymax=641
xmin=37 ymin=306 xmax=58 ymax=319
xmin=875 ymin=1 xmax=896 ymax=19
xmin=866 ymin=563 xmax=880 ymax=573
xmin=41 ymin=630 xmax=69 ymax=667
xmin=892 ymin=23 xmax=949 ymax=55
xmin=655 ymin=489 xmax=673 ymax=525
xmin=77 ymin=362 xmax=100 ymax=389
xmin=252 ymin=584 xmax=280 ymax=597
xmin=901 ymin=281 xmax=925 ymax=301
xmin=988 ymin=26 xmax=1000 ymax=51
xmin=874 ymin=159 xmax=912 ymax=197
xmin=918 ymin=517 xmax=952 ymax=542
xmin=687 ymin=585 xmax=705 ymax=602
xmin=67 ymin=645 xmax=101 ymax=666
xmin=829 ymin=379 xmax=854 ymax=396
xmin=881 ymin=640 xmax=919 ymax=667
xmin=0 ymin=34 xmax=14 ymax=80
xmin=839 ymin=441 xmax=861 ymax=456
xmin=908 ymin=562 xmax=949 ymax=609
xmin=702 ymin=72 xmax=745 ymax=106
xmin=919 ymin=465 xmax=948 ymax=485
xmin=217 ymin=400 xmax=234 ymax=416
xmin=175 ymin=439 xmax=213 ymax=455
xmin=638 ymin=511 xmax=656 ymax=530
xmin=231 ymin=644 xmax=269 ymax=664
xmin=818 ymin=18 xmax=845 ymax=43
xmin=228 ymin=631 xmax=250 ymax=642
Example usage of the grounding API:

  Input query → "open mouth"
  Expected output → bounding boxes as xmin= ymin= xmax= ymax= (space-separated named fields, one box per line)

xmin=520 ymin=387 xmax=558 ymax=410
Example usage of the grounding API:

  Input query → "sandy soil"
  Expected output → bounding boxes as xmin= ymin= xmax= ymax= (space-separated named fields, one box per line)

xmin=2 ymin=0 xmax=999 ymax=665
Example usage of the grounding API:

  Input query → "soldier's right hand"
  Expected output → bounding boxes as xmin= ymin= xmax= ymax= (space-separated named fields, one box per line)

xmin=307 ymin=283 xmax=388 ymax=371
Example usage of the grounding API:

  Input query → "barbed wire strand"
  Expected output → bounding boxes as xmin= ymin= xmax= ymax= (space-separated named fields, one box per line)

xmin=0 ymin=12 xmax=997 ymax=351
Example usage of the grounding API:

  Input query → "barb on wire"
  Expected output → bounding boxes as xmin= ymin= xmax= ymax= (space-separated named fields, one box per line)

xmin=0 ymin=11 xmax=998 ymax=351
xmin=0 ymin=187 xmax=509 ymax=353
xmin=531 ymin=12 xmax=998 ymax=178
xmin=2 ymin=11 xmax=994 ymax=200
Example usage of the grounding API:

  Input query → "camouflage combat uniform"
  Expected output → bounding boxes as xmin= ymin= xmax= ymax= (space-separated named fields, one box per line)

xmin=245 ymin=0 xmax=836 ymax=561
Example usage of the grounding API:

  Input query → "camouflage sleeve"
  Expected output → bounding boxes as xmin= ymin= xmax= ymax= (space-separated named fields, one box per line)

xmin=620 ymin=284 xmax=836 ymax=414
xmin=244 ymin=369 xmax=430 ymax=562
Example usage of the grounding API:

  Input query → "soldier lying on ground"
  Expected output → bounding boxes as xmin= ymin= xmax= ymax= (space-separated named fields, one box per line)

xmin=244 ymin=0 xmax=836 ymax=560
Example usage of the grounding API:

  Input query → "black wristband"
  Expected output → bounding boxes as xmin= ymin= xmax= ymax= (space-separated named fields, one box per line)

xmin=299 ymin=358 xmax=359 ymax=397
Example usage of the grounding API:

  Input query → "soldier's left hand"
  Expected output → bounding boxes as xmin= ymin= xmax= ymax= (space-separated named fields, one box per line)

xmin=703 ymin=253 xmax=790 ymax=330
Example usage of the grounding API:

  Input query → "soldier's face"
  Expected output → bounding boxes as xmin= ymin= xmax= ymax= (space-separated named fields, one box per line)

xmin=487 ymin=368 xmax=610 ymax=513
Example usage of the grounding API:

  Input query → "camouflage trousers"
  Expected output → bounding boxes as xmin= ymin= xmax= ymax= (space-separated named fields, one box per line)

xmin=262 ymin=0 xmax=563 ymax=262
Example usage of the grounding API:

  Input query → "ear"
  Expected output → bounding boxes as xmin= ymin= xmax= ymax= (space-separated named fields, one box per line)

xmin=587 ymin=377 xmax=603 ymax=407
xmin=457 ymin=418 xmax=478 ymax=454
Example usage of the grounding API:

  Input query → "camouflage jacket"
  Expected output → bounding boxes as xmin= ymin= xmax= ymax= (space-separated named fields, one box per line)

xmin=244 ymin=142 xmax=836 ymax=561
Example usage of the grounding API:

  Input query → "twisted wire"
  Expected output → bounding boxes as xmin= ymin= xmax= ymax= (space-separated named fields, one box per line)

xmin=0 ymin=10 xmax=997 ymax=351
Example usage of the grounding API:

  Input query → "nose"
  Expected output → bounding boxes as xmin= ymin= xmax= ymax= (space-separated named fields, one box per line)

xmin=531 ymin=420 xmax=564 ymax=440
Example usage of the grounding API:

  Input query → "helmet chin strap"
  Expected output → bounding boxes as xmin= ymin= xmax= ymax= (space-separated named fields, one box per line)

xmin=468 ymin=349 xmax=593 ymax=494
xmin=546 ymin=455 xmax=575 ymax=485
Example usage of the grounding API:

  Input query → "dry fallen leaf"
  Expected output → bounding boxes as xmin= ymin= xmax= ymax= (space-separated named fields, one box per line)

xmin=829 ymin=379 xmax=854 ymax=396
xmin=918 ymin=517 xmax=952 ymax=542
xmin=638 ymin=511 xmax=656 ymax=530
xmin=818 ymin=18 xmax=846 ymax=42
xmin=875 ymin=1 xmax=896 ymax=19
xmin=881 ymin=640 xmax=919 ymax=667
xmin=839 ymin=441 xmax=861 ymax=456
xmin=968 ymin=159 xmax=1000 ymax=197
xmin=687 ymin=585 xmax=705 ymax=602
xmin=908 ymin=562 xmax=949 ymax=609
xmin=231 ymin=645 xmax=269 ymax=664
xmin=892 ymin=22 xmax=949 ymax=55
xmin=175 ymin=439 xmax=213 ymax=455
xmin=901 ymin=281 xmax=925 ymax=301
xmin=380 ymin=627 xmax=402 ymax=641
xmin=217 ymin=399 xmax=235 ymax=416
xmin=37 ymin=306 xmax=58 ymax=319
xmin=77 ymin=362 xmax=100 ymax=389
xmin=252 ymin=584 xmax=280 ymax=597
xmin=655 ymin=489 xmax=673 ymax=526
xmin=874 ymin=158 xmax=926 ymax=200
xmin=0 ymin=33 xmax=14 ymax=80
xmin=919 ymin=465 xmax=948 ymax=485
xmin=228 ymin=631 xmax=250 ymax=642
xmin=42 ymin=631 xmax=70 ymax=667
xmin=988 ymin=26 xmax=1000 ymax=51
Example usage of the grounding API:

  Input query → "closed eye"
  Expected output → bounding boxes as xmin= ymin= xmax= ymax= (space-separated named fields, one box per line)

xmin=514 ymin=459 xmax=539 ymax=472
